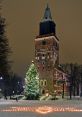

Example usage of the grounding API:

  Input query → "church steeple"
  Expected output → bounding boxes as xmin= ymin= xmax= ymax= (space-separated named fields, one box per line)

xmin=43 ymin=4 xmax=52 ymax=20
xmin=39 ymin=4 xmax=56 ymax=36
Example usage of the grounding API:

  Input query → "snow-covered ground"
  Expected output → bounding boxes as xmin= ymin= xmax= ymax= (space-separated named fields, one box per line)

xmin=0 ymin=99 xmax=18 ymax=105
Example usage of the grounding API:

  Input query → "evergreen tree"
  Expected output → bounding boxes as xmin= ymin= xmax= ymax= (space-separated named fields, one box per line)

xmin=0 ymin=15 xmax=11 ymax=96
xmin=61 ymin=63 xmax=82 ymax=98
xmin=24 ymin=62 xmax=39 ymax=99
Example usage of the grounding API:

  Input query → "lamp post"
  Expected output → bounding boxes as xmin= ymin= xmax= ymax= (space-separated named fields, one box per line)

xmin=17 ymin=81 xmax=20 ymax=95
xmin=0 ymin=77 xmax=3 ymax=96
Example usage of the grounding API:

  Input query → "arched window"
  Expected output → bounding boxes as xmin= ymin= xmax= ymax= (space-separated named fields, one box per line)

xmin=40 ymin=80 xmax=43 ymax=86
xmin=44 ymin=80 xmax=47 ymax=86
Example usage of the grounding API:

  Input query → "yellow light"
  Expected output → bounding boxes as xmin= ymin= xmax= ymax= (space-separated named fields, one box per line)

xmin=35 ymin=106 xmax=53 ymax=114
xmin=1 ymin=106 xmax=82 ymax=113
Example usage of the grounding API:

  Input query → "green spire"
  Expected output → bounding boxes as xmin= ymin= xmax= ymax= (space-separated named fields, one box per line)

xmin=43 ymin=4 xmax=52 ymax=20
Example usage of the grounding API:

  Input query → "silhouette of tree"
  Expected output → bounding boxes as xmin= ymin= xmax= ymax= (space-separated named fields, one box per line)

xmin=0 ymin=15 xmax=11 ymax=96
xmin=61 ymin=63 xmax=82 ymax=98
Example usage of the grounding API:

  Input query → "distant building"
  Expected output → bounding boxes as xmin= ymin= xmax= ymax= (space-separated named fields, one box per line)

xmin=35 ymin=4 xmax=68 ymax=96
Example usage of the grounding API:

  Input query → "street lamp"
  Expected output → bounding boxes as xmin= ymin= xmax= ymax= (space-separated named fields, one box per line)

xmin=0 ymin=77 xmax=3 ymax=80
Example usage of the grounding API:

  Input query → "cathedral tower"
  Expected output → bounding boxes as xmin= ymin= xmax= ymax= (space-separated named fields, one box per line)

xmin=35 ymin=4 xmax=59 ymax=95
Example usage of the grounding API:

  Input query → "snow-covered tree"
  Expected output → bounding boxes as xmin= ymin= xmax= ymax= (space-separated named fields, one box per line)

xmin=24 ymin=62 xmax=39 ymax=99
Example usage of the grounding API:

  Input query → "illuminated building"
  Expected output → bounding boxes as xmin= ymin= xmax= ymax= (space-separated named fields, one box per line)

xmin=35 ymin=4 xmax=68 ymax=96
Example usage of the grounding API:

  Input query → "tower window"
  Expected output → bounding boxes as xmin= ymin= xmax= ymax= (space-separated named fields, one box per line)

xmin=42 ymin=61 xmax=45 ymax=64
xmin=47 ymin=56 xmax=49 ymax=59
xmin=42 ymin=56 xmax=45 ymax=60
xmin=42 ymin=90 xmax=45 ymax=94
xmin=40 ymin=80 xmax=43 ymax=86
xmin=42 ymin=40 xmax=46 ymax=45
xmin=44 ymin=80 xmax=47 ymax=86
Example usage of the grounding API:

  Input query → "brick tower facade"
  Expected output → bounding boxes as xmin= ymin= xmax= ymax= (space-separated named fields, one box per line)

xmin=35 ymin=5 xmax=67 ymax=95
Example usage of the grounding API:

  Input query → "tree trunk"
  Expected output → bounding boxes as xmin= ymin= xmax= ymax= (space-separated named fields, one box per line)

xmin=69 ymin=85 xmax=72 ymax=99
xmin=76 ymin=83 xmax=79 ymax=96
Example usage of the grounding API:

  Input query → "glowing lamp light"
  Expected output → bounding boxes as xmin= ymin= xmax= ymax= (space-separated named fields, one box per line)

xmin=35 ymin=106 xmax=53 ymax=114
xmin=0 ymin=77 xmax=3 ymax=80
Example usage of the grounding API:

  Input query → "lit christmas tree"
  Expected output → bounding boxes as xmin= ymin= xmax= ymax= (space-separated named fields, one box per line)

xmin=24 ymin=61 xmax=39 ymax=99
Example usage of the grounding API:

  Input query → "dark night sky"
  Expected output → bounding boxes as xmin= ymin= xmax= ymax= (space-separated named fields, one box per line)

xmin=1 ymin=0 xmax=82 ymax=77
